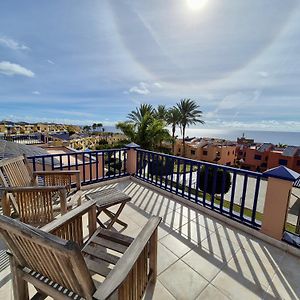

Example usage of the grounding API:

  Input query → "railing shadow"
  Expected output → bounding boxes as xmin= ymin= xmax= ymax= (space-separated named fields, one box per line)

xmin=119 ymin=180 xmax=299 ymax=300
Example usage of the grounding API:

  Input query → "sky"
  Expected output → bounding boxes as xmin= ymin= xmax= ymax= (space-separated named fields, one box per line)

xmin=0 ymin=0 xmax=300 ymax=131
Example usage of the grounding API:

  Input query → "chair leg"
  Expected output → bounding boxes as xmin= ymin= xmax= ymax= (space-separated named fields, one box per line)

xmin=149 ymin=229 xmax=158 ymax=284
xmin=103 ymin=203 xmax=128 ymax=229
xmin=9 ymin=254 xmax=29 ymax=300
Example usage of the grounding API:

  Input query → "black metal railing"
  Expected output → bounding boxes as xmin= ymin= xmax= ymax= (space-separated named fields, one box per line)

xmin=28 ymin=148 xmax=128 ymax=185
xmin=136 ymin=149 xmax=264 ymax=229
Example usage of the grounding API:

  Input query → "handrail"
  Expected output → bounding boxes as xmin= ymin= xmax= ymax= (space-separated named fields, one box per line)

xmin=137 ymin=148 xmax=263 ymax=177
xmin=27 ymin=148 xmax=127 ymax=159
xmin=136 ymin=148 xmax=263 ymax=229
xmin=26 ymin=148 xmax=129 ymax=186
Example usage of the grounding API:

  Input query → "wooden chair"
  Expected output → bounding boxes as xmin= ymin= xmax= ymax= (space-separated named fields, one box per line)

xmin=0 ymin=200 xmax=161 ymax=300
xmin=1 ymin=186 xmax=68 ymax=226
xmin=0 ymin=155 xmax=82 ymax=223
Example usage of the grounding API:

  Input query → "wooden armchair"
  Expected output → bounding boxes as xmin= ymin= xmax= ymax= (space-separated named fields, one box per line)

xmin=0 ymin=155 xmax=82 ymax=220
xmin=0 ymin=200 xmax=161 ymax=299
xmin=1 ymin=186 xmax=68 ymax=226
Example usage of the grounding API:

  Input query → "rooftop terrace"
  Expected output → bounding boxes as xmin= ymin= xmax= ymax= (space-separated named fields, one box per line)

xmin=1 ymin=146 xmax=300 ymax=299
xmin=1 ymin=177 xmax=299 ymax=299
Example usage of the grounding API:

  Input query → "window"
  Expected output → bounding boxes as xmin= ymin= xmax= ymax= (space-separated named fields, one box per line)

xmin=178 ymin=148 xmax=181 ymax=152
xmin=228 ymin=151 xmax=230 ymax=155
xmin=254 ymin=154 xmax=262 ymax=160
xmin=279 ymin=159 xmax=287 ymax=166
xmin=203 ymin=150 xmax=208 ymax=155
xmin=191 ymin=150 xmax=195 ymax=155
xmin=232 ymin=150 xmax=235 ymax=154
xmin=297 ymin=160 xmax=300 ymax=166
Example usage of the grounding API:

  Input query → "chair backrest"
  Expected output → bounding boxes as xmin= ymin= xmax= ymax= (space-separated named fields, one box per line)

xmin=0 ymin=155 xmax=32 ymax=188
xmin=1 ymin=188 xmax=58 ymax=225
xmin=0 ymin=214 xmax=96 ymax=298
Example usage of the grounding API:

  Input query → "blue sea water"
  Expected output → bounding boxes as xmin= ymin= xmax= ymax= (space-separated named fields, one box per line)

xmin=104 ymin=125 xmax=300 ymax=146
xmin=182 ymin=128 xmax=300 ymax=146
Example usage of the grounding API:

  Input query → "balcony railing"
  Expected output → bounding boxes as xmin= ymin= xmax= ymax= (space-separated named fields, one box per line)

xmin=28 ymin=148 xmax=128 ymax=185
xmin=2 ymin=133 xmax=45 ymax=144
xmin=25 ymin=147 xmax=299 ymax=241
xmin=136 ymin=149 xmax=263 ymax=229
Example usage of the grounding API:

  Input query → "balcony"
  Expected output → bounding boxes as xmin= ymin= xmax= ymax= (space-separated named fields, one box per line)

xmin=0 ymin=147 xmax=300 ymax=299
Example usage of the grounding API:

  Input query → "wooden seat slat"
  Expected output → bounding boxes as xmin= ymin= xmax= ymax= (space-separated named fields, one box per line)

xmin=84 ymin=257 xmax=111 ymax=277
xmin=83 ymin=245 xmax=120 ymax=265
xmin=96 ymin=228 xmax=134 ymax=246
xmin=91 ymin=236 xmax=128 ymax=254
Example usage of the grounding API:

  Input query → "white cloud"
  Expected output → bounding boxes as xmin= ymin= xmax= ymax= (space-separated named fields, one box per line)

xmin=258 ymin=71 xmax=269 ymax=78
xmin=153 ymin=82 xmax=162 ymax=88
xmin=47 ymin=59 xmax=55 ymax=64
xmin=32 ymin=91 xmax=40 ymax=95
xmin=0 ymin=36 xmax=29 ymax=50
xmin=218 ymin=90 xmax=261 ymax=110
xmin=0 ymin=61 xmax=35 ymax=77
xmin=0 ymin=114 xmax=119 ymax=126
xmin=204 ymin=120 xmax=300 ymax=131
xmin=129 ymin=82 xmax=150 ymax=95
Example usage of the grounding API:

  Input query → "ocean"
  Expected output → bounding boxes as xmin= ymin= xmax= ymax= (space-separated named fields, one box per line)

xmin=178 ymin=128 xmax=300 ymax=146
xmin=103 ymin=125 xmax=300 ymax=146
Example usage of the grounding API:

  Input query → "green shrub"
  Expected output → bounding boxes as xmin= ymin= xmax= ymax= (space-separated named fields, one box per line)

xmin=148 ymin=157 xmax=174 ymax=176
xmin=105 ymin=157 xmax=122 ymax=171
xmin=198 ymin=166 xmax=231 ymax=195
xmin=98 ymin=139 xmax=108 ymax=145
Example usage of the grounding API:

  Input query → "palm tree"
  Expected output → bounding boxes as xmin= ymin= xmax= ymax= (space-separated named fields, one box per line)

xmin=155 ymin=105 xmax=168 ymax=120
xmin=117 ymin=104 xmax=170 ymax=150
xmin=83 ymin=125 xmax=91 ymax=132
xmin=176 ymin=99 xmax=204 ymax=157
xmin=154 ymin=105 xmax=169 ymax=149
xmin=167 ymin=107 xmax=181 ymax=154
xmin=92 ymin=123 xmax=103 ymax=131
xmin=127 ymin=104 xmax=154 ymax=125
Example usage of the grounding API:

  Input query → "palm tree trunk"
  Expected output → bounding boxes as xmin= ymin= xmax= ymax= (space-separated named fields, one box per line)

xmin=182 ymin=125 xmax=186 ymax=157
xmin=172 ymin=124 xmax=176 ymax=154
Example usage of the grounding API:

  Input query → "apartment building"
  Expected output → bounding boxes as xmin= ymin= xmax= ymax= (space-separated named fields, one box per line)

xmin=241 ymin=143 xmax=300 ymax=173
xmin=0 ymin=124 xmax=7 ymax=134
xmin=174 ymin=138 xmax=237 ymax=166
xmin=69 ymin=133 xmax=127 ymax=150
xmin=240 ymin=143 xmax=273 ymax=172
xmin=268 ymin=146 xmax=300 ymax=173
xmin=0 ymin=121 xmax=81 ymax=135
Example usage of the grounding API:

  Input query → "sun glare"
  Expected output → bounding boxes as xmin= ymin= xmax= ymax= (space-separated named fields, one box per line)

xmin=187 ymin=0 xmax=208 ymax=11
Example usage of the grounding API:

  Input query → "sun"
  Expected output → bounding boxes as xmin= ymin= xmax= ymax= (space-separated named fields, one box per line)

xmin=186 ymin=0 xmax=208 ymax=11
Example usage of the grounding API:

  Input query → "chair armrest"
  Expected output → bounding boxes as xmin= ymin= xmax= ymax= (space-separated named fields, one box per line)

xmin=33 ymin=170 xmax=81 ymax=190
xmin=33 ymin=170 xmax=80 ymax=175
xmin=0 ymin=186 xmax=66 ymax=193
xmin=41 ymin=199 xmax=98 ymax=245
xmin=93 ymin=216 xmax=161 ymax=300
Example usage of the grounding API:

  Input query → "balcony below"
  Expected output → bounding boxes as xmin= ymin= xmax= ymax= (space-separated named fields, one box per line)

xmin=0 ymin=177 xmax=299 ymax=299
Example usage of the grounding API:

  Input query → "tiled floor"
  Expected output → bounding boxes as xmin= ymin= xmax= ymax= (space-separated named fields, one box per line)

xmin=0 ymin=179 xmax=299 ymax=299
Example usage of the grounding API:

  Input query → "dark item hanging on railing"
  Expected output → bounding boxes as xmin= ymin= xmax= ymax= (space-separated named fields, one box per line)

xmin=198 ymin=166 xmax=232 ymax=195
xmin=148 ymin=157 xmax=174 ymax=176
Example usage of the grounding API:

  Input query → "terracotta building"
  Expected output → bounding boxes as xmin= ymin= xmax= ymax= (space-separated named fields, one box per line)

xmin=174 ymin=138 xmax=236 ymax=166
xmin=241 ymin=143 xmax=300 ymax=173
